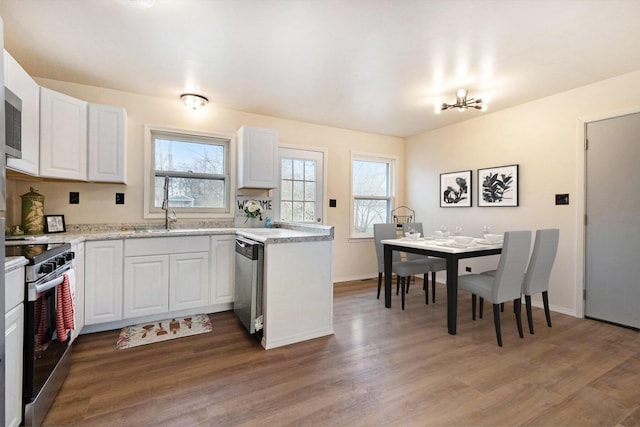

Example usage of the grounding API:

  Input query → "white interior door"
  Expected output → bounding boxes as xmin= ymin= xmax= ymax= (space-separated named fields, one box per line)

xmin=585 ymin=112 xmax=640 ymax=329
xmin=278 ymin=147 xmax=324 ymax=223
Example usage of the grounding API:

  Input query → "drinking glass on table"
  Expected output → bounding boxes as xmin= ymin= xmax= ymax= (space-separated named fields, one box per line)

xmin=440 ymin=225 xmax=450 ymax=239
xmin=454 ymin=226 xmax=463 ymax=236
xmin=482 ymin=225 xmax=491 ymax=238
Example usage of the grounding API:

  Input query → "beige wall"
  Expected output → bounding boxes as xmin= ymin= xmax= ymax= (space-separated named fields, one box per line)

xmin=405 ymin=69 xmax=640 ymax=316
xmin=6 ymin=78 xmax=404 ymax=282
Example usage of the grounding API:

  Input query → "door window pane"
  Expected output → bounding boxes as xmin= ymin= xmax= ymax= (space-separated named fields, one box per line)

xmin=281 ymin=157 xmax=318 ymax=223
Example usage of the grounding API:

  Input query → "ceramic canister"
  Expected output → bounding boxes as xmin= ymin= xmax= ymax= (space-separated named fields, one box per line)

xmin=21 ymin=187 xmax=45 ymax=235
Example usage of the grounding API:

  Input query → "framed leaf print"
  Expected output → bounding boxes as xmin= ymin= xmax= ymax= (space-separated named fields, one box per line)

xmin=478 ymin=164 xmax=519 ymax=207
xmin=440 ymin=170 xmax=472 ymax=207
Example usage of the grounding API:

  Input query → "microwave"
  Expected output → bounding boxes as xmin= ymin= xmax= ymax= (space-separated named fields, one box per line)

xmin=5 ymin=87 xmax=22 ymax=159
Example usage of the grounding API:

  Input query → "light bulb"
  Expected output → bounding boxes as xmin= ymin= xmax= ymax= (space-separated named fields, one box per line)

xmin=456 ymin=89 xmax=467 ymax=98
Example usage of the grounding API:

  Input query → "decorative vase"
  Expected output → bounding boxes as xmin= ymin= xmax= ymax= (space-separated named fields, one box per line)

xmin=21 ymin=187 xmax=45 ymax=235
xmin=245 ymin=216 xmax=260 ymax=228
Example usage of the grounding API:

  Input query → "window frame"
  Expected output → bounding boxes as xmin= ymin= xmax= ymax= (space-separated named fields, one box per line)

xmin=143 ymin=125 xmax=235 ymax=220
xmin=350 ymin=151 xmax=397 ymax=239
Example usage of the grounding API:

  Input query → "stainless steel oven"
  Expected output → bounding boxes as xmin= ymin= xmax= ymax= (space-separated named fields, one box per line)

xmin=5 ymin=242 xmax=75 ymax=426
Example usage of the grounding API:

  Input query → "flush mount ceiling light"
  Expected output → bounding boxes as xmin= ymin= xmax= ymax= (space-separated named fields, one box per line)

xmin=113 ymin=0 xmax=156 ymax=9
xmin=436 ymin=89 xmax=488 ymax=114
xmin=180 ymin=93 xmax=209 ymax=110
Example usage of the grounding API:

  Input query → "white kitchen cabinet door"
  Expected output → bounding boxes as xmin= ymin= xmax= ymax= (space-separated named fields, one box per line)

xmin=4 ymin=50 xmax=40 ymax=176
xmin=71 ymin=242 xmax=85 ymax=341
xmin=210 ymin=235 xmax=235 ymax=304
xmin=169 ymin=252 xmax=209 ymax=311
xmin=124 ymin=255 xmax=169 ymax=318
xmin=237 ymin=125 xmax=278 ymax=189
xmin=5 ymin=303 xmax=23 ymax=427
xmin=88 ymin=103 xmax=127 ymax=183
xmin=85 ymin=240 xmax=123 ymax=325
xmin=39 ymin=87 xmax=88 ymax=180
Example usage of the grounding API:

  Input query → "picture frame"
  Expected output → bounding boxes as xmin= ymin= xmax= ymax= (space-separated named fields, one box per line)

xmin=478 ymin=164 xmax=519 ymax=207
xmin=440 ymin=170 xmax=472 ymax=207
xmin=44 ymin=215 xmax=66 ymax=233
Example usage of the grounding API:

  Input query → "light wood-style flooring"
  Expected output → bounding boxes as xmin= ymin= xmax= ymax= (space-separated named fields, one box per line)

xmin=44 ymin=278 xmax=640 ymax=426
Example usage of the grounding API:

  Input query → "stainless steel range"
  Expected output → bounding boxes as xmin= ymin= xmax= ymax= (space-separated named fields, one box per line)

xmin=5 ymin=242 xmax=75 ymax=426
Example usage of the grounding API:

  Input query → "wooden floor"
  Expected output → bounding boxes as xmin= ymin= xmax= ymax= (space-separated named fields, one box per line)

xmin=44 ymin=278 xmax=640 ymax=426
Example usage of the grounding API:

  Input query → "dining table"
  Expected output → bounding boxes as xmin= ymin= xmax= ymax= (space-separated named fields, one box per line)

xmin=381 ymin=236 xmax=502 ymax=335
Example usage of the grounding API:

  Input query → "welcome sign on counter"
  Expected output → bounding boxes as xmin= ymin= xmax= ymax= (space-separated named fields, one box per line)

xmin=234 ymin=196 xmax=274 ymax=227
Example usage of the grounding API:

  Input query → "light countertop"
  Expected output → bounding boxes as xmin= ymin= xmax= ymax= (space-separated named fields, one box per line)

xmin=5 ymin=224 xmax=333 ymax=246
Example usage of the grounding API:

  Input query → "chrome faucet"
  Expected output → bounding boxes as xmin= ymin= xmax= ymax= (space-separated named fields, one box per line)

xmin=162 ymin=175 xmax=177 ymax=229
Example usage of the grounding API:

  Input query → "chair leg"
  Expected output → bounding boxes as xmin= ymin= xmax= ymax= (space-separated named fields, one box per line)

xmin=514 ymin=298 xmax=524 ymax=338
xmin=431 ymin=271 xmax=436 ymax=303
xmin=542 ymin=291 xmax=552 ymax=327
xmin=525 ymin=295 xmax=534 ymax=334
xmin=493 ymin=304 xmax=503 ymax=347
xmin=423 ymin=273 xmax=429 ymax=305
xmin=406 ymin=275 xmax=411 ymax=293
xmin=401 ymin=277 xmax=406 ymax=310
xmin=377 ymin=272 xmax=382 ymax=299
xmin=471 ymin=294 xmax=477 ymax=320
xmin=479 ymin=297 xmax=484 ymax=319
xmin=396 ymin=276 xmax=400 ymax=295
xmin=500 ymin=302 xmax=505 ymax=312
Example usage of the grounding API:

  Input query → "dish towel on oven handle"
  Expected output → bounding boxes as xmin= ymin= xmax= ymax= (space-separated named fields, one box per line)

xmin=55 ymin=272 xmax=75 ymax=342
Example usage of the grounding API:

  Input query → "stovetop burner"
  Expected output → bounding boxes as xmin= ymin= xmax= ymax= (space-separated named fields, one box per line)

xmin=5 ymin=243 xmax=71 ymax=265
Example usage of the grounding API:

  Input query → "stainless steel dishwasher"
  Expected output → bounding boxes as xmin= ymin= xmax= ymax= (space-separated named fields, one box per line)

xmin=234 ymin=236 xmax=264 ymax=336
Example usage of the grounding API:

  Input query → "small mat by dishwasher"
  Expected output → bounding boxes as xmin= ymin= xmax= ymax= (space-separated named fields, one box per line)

xmin=116 ymin=314 xmax=212 ymax=350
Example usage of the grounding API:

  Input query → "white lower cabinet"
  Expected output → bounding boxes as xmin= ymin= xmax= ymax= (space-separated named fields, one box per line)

xmin=210 ymin=235 xmax=235 ymax=304
xmin=124 ymin=236 xmax=210 ymax=317
xmin=83 ymin=234 xmax=235 ymax=331
xmin=5 ymin=303 xmax=24 ymax=427
xmin=85 ymin=240 xmax=124 ymax=325
xmin=170 ymin=252 xmax=209 ymax=311
xmin=71 ymin=241 xmax=85 ymax=342
xmin=124 ymin=255 xmax=169 ymax=318
xmin=5 ymin=262 xmax=25 ymax=427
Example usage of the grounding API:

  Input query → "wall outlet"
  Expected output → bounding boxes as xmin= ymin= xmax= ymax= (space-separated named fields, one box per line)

xmin=465 ymin=266 xmax=472 ymax=273
xmin=116 ymin=193 xmax=125 ymax=204
xmin=69 ymin=192 xmax=80 ymax=204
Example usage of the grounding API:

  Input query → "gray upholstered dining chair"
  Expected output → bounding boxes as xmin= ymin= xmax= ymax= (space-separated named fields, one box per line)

xmin=457 ymin=230 xmax=532 ymax=346
xmin=374 ymin=223 xmax=438 ymax=309
xmin=480 ymin=229 xmax=559 ymax=334
xmin=401 ymin=222 xmax=446 ymax=303
xmin=521 ymin=228 xmax=559 ymax=333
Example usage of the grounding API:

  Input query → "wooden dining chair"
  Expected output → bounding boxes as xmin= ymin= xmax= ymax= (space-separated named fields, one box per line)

xmin=374 ymin=223 xmax=438 ymax=309
xmin=457 ymin=230 xmax=532 ymax=346
xmin=401 ymin=222 xmax=446 ymax=303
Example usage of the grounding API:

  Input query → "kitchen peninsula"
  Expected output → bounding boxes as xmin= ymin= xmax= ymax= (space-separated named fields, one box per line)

xmin=8 ymin=223 xmax=334 ymax=350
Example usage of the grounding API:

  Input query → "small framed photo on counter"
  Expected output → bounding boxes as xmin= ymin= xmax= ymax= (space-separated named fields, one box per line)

xmin=44 ymin=215 xmax=66 ymax=233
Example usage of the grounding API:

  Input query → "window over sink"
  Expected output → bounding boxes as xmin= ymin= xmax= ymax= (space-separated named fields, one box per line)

xmin=144 ymin=127 xmax=231 ymax=219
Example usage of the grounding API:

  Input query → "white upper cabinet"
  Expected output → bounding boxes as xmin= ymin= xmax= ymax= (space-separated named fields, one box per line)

xmin=39 ymin=87 xmax=88 ymax=180
xmin=237 ymin=125 xmax=278 ymax=189
xmin=88 ymin=103 xmax=127 ymax=183
xmin=4 ymin=50 xmax=40 ymax=176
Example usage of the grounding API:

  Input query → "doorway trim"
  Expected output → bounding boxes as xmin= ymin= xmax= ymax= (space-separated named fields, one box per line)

xmin=575 ymin=105 xmax=640 ymax=318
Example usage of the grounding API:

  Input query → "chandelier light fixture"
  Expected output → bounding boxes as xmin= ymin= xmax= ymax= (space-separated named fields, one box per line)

xmin=180 ymin=93 xmax=209 ymax=110
xmin=436 ymin=89 xmax=488 ymax=114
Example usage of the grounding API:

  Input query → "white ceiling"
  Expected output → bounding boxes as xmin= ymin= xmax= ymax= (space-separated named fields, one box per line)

xmin=2 ymin=0 xmax=640 ymax=137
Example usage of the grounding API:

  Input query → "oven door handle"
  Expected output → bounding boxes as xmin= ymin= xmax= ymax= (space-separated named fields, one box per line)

xmin=34 ymin=276 xmax=65 ymax=294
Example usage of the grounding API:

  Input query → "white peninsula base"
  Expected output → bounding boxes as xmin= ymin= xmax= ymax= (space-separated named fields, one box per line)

xmin=262 ymin=239 xmax=334 ymax=349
